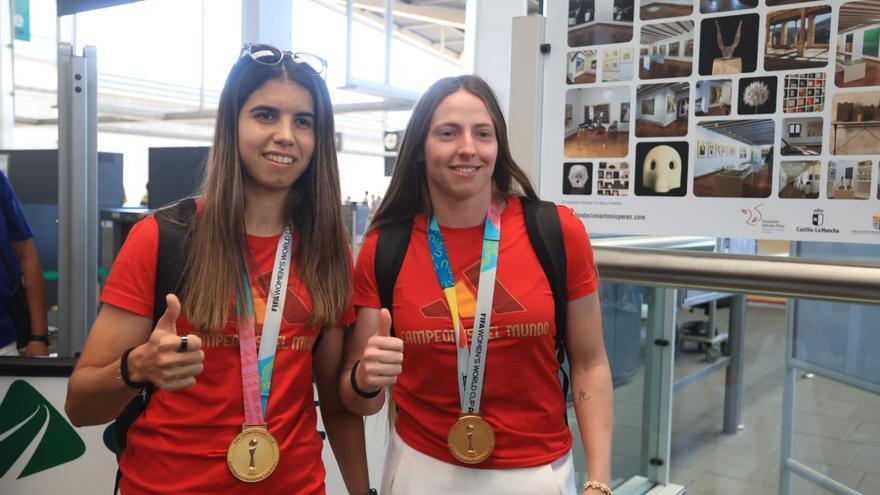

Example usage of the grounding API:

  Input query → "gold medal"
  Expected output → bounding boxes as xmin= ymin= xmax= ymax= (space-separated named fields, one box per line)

xmin=447 ymin=414 xmax=495 ymax=464
xmin=227 ymin=425 xmax=280 ymax=483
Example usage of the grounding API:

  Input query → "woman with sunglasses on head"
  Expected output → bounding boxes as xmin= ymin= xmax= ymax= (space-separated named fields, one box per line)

xmin=66 ymin=44 xmax=373 ymax=495
xmin=341 ymin=75 xmax=613 ymax=495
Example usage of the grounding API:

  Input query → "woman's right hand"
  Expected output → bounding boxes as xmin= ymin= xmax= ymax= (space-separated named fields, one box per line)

xmin=128 ymin=294 xmax=205 ymax=391
xmin=356 ymin=308 xmax=404 ymax=391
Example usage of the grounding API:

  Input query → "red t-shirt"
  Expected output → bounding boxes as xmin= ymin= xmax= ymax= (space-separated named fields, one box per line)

xmin=352 ymin=197 xmax=598 ymax=468
xmin=102 ymin=215 xmax=354 ymax=495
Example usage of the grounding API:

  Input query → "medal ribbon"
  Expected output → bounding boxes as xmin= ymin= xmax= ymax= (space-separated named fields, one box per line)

xmin=237 ymin=227 xmax=293 ymax=425
xmin=427 ymin=202 xmax=501 ymax=414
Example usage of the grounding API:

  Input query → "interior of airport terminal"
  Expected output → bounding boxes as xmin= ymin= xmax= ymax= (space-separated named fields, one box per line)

xmin=1 ymin=1 xmax=879 ymax=494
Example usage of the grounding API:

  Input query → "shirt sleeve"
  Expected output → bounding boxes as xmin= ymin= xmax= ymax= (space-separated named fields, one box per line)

xmin=558 ymin=205 xmax=598 ymax=301
xmin=100 ymin=216 xmax=159 ymax=319
xmin=0 ymin=172 xmax=33 ymax=242
xmin=352 ymin=230 xmax=381 ymax=310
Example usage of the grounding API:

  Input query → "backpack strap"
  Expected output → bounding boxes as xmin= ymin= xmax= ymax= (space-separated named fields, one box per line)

xmin=520 ymin=198 xmax=569 ymax=400
xmin=113 ymin=198 xmax=196 ymax=494
xmin=374 ymin=219 xmax=413 ymax=336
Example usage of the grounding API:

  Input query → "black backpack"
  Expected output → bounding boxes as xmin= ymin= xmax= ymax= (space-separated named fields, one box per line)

xmin=111 ymin=198 xmax=196 ymax=493
xmin=374 ymin=198 xmax=572 ymax=401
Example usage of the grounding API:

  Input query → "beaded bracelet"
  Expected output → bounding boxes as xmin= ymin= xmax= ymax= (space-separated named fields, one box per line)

xmin=583 ymin=480 xmax=613 ymax=495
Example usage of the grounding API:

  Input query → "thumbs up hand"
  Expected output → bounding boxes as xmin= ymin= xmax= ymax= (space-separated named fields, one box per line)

xmin=357 ymin=308 xmax=404 ymax=391
xmin=127 ymin=294 xmax=205 ymax=391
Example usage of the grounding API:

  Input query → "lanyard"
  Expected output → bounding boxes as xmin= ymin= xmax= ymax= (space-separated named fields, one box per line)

xmin=237 ymin=227 xmax=293 ymax=425
xmin=427 ymin=202 xmax=501 ymax=414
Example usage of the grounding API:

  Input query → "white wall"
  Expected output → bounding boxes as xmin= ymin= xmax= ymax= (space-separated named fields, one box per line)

xmin=595 ymin=2 xmax=617 ymax=24
xmin=636 ymin=87 xmax=675 ymax=126
xmin=693 ymin=125 xmax=761 ymax=177
xmin=636 ymin=87 xmax=686 ymax=126
xmin=840 ymin=26 xmax=880 ymax=61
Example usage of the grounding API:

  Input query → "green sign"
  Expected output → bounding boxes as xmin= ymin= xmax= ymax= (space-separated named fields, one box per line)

xmin=0 ymin=380 xmax=85 ymax=479
xmin=13 ymin=0 xmax=30 ymax=42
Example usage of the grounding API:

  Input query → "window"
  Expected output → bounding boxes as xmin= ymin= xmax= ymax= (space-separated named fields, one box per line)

xmin=788 ymin=123 xmax=801 ymax=137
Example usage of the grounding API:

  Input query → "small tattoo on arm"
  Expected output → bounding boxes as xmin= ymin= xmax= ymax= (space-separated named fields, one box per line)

xmin=577 ymin=390 xmax=592 ymax=403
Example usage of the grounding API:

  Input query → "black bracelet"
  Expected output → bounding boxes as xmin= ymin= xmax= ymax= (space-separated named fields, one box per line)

xmin=28 ymin=335 xmax=49 ymax=344
xmin=119 ymin=347 xmax=151 ymax=390
xmin=350 ymin=360 xmax=381 ymax=399
xmin=361 ymin=490 xmax=378 ymax=495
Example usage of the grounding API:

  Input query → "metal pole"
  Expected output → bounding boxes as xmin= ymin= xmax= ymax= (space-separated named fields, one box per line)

xmin=779 ymin=296 xmax=797 ymax=495
xmin=594 ymin=247 xmax=880 ymax=305
xmin=57 ymin=44 xmax=98 ymax=356
xmin=722 ymin=294 xmax=746 ymax=434
xmin=641 ymin=287 xmax=676 ymax=485
xmin=345 ymin=0 xmax=353 ymax=85
xmin=384 ymin=0 xmax=394 ymax=85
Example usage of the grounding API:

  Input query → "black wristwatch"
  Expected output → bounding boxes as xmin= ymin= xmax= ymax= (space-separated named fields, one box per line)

xmin=28 ymin=335 xmax=49 ymax=344
xmin=361 ymin=490 xmax=378 ymax=495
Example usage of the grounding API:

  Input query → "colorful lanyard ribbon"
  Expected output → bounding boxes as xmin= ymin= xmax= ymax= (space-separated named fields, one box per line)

xmin=427 ymin=202 xmax=501 ymax=414
xmin=237 ymin=227 xmax=293 ymax=425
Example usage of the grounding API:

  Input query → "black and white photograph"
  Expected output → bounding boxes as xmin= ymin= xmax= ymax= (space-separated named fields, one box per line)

xmin=699 ymin=14 xmax=760 ymax=76
xmin=737 ymin=76 xmax=778 ymax=114
xmin=563 ymin=162 xmax=593 ymax=195
xmin=597 ymin=161 xmax=631 ymax=196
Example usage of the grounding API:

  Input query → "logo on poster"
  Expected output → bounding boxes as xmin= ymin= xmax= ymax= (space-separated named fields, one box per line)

xmin=811 ymin=209 xmax=824 ymax=227
xmin=740 ymin=204 xmax=763 ymax=226
xmin=0 ymin=380 xmax=86 ymax=479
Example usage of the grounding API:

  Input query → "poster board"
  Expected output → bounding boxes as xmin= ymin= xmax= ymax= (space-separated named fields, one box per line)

xmin=542 ymin=0 xmax=880 ymax=243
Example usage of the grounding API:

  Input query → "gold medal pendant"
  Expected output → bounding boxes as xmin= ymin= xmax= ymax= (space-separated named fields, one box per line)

xmin=447 ymin=414 xmax=495 ymax=464
xmin=227 ymin=425 xmax=280 ymax=483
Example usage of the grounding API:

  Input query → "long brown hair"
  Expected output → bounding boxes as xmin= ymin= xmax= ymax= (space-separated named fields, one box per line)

xmin=369 ymin=75 xmax=537 ymax=231
xmin=179 ymin=51 xmax=350 ymax=332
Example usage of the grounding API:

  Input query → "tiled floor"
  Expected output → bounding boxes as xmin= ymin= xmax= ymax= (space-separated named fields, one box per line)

xmin=667 ymin=304 xmax=879 ymax=494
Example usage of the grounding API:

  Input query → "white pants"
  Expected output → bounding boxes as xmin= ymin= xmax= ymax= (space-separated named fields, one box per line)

xmin=382 ymin=430 xmax=577 ymax=495
xmin=0 ymin=341 xmax=19 ymax=356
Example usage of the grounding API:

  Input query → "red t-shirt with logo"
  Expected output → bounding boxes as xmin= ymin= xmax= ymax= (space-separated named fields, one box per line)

xmin=101 ymin=215 xmax=354 ymax=494
xmin=352 ymin=197 xmax=598 ymax=468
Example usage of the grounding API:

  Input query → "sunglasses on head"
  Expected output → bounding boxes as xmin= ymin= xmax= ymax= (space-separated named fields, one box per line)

xmin=240 ymin=43 xmax=327 ymax=79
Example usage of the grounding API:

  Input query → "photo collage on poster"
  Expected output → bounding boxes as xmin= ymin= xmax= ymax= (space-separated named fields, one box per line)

xmin=561 ymin=0 xmax=880 ymax=219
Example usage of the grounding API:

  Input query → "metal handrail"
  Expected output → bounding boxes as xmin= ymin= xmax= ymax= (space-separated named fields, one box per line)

xmin=594 ymin=247 xmax=880 ymax=305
